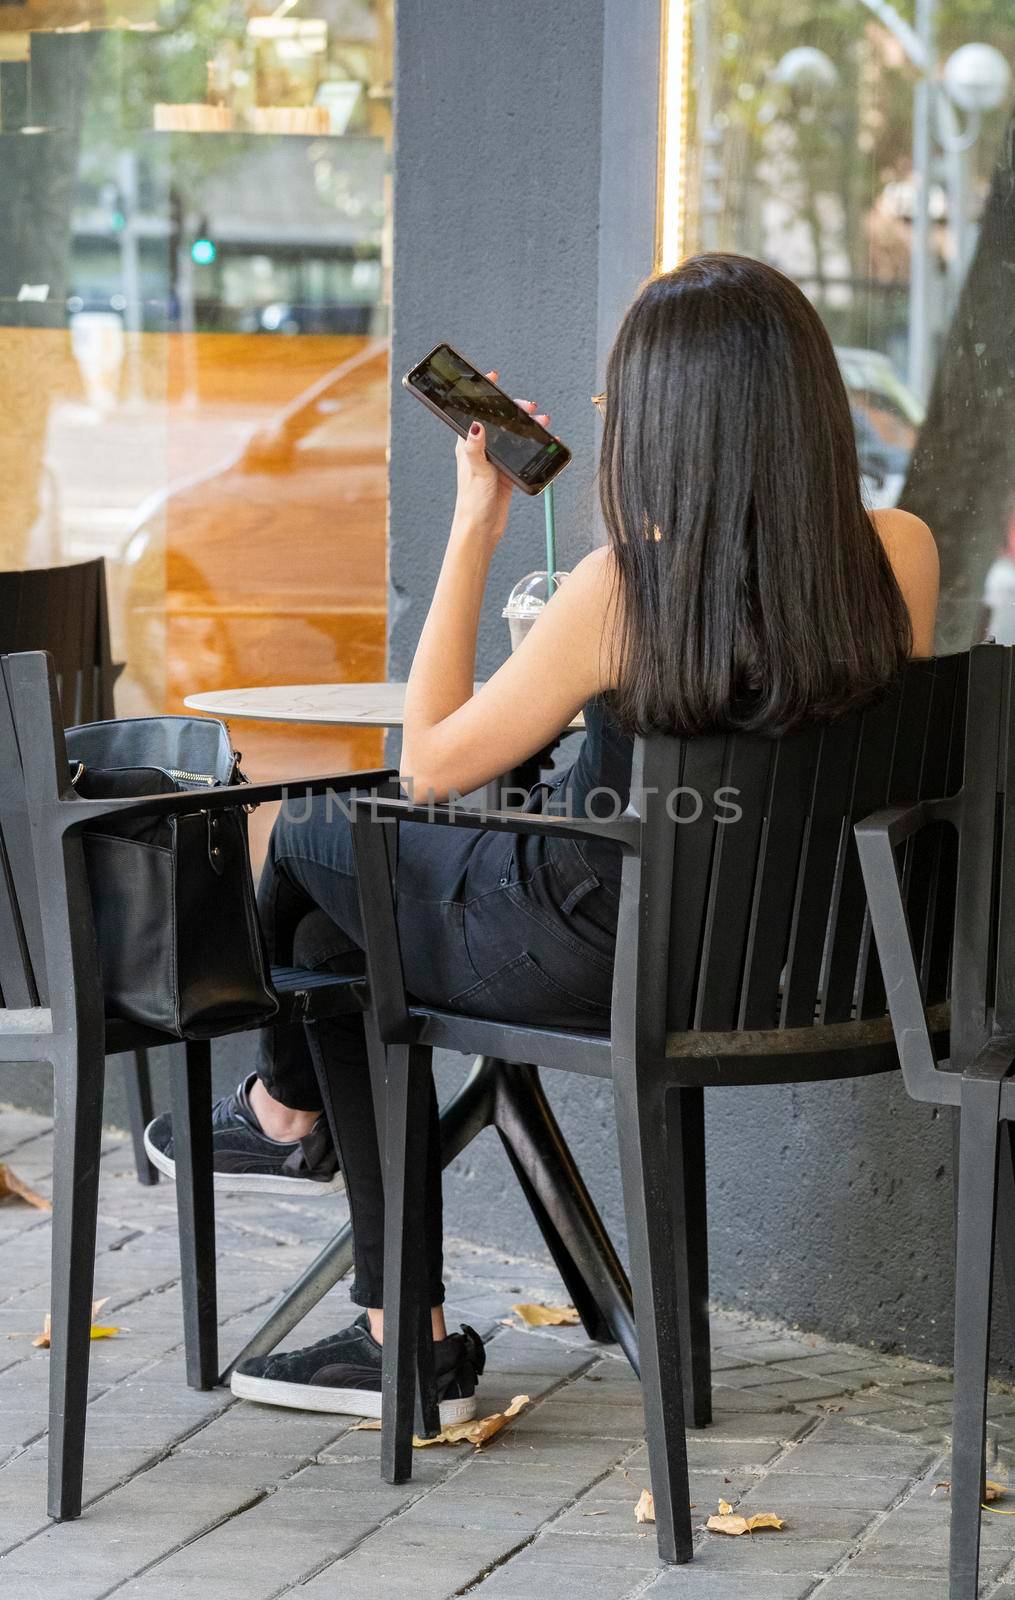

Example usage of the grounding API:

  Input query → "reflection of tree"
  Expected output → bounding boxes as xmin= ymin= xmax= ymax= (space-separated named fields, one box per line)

xmin=900 ymin=112 xmax=1015 ymax=648
xmin=78 ymin=3 xmax=251 ymax=208
xmin=700 ymin=0 xmax=1015 ymax=288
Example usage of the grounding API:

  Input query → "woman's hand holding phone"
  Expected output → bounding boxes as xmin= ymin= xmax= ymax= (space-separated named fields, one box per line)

xmin=452 ymin=369 xmax=550 ymax=547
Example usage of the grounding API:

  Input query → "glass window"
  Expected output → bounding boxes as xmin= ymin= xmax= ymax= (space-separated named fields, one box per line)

xmin=673 ymin=0 xmax=1013 ymax=648
xmin=0 ymin=0 xmax=393 ymax=843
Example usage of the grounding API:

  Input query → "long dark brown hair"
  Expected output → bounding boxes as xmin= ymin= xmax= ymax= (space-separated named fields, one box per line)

xmin=599 ymin=252 xmax=912 ymax=736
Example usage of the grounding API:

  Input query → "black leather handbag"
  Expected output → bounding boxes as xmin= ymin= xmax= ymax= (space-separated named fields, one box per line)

xmin=66 ymin=715 xmax=278 ymax=1040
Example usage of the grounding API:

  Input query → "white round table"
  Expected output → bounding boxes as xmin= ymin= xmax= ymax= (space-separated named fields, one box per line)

xmin=185 ymin=681 xmax=583 ymax=730
xmin=184 ymin=682 xmax=418 ymax=728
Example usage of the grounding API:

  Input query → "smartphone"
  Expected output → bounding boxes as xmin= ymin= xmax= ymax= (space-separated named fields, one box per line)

xmin=402 ymin=342 xmax=571 ymax=495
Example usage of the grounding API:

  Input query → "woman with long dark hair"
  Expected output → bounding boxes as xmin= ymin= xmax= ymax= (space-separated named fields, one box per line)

xmin=147 ymin=254 xmax=938 ymax=1420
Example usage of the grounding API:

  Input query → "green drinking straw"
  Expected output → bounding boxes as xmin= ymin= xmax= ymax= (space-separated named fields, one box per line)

xmin=544 ymin=481 xmax=557 ymax=595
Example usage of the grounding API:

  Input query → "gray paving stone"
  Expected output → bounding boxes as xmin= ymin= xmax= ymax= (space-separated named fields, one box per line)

xmin=296 ymin=1526 xmax=539 ymax=1599
xmin=471 ymin=1555 xmax=650 ymax=1598
xmin=765 ymin=1351 xmax=891 ymax=1378
xmin=845 ymin=1407 xmax=927 ymax=1433
xmin=880 ymin=1497 xmax=1014 ymax=1548
xmin=756 ymin=1376 xmax=858 ymax=1402
xmin=518 ymin=1529 xmax=663 ymax=1569
xmin=642 ymin=1574 xmax=817 ymax=1599
xmin=846 ymin=1539 xmax=1011 ymax=1581
xmin=107 ymin=1488 xmax=372 ymax=1597
xmin=718 ymin=1337 xmax=826 ymax=1363
xmin=696 ymin=1412 xmax=812 ymax=1443
xmin=173 ymin=1403 xmax=348 ymax=1458
xmin=682 ymin=1437 xmax=786 ymax=1471
xmin=813 ymin=1580 xmax=950 ymax=1600
xmin=711 ymin=1385 xmax=799 ymax=1414
xmin=751 ymin=1470 xmax=913 ymax=1510
xmin=688 ymin=1535 xmax=851 ymax=1572
xmin=708 ymin=1363 xmax=780 ymax=1388
xmin=728 ymin=1495 xmax=874 ymax=1542
xmin=556 ymin=1476 xmax=754 ymax=1538
xmin=771 ymin=1438 xmax=937 ymax=1477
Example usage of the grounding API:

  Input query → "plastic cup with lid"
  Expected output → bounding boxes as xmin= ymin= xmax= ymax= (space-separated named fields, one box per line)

xmin=502 ymin=570 xmax=569 ymax=651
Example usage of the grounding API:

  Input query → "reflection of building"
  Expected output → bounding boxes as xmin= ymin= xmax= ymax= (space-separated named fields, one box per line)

xmin=0 ymin=4 xmax=393 ymax=812
xmin=69 ymin=133 xmax=388 ymax=335
xmin=1 ymin=29 xmax=388 ymax=337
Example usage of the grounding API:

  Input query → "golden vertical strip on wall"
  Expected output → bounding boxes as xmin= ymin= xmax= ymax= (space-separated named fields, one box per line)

xmin=655 ymin=0 xmax=691 ymax=271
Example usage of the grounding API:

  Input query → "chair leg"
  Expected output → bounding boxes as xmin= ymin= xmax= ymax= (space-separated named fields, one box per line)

xmin=380 ymin=1041 xmax=439 ymax=1484
xmin=47 ymin=1038 xmax=105 ymax=1520
xmin=994 ymin=1123 xmax=1015 ymax=1340
xmin=950 ymin=1077 xmax=1002 ymax=1600
xmin=170 ymin=1040 xmax=218 ymax=1389
xmin=122 ymin=1048 xmax=159 ymax=1186
xmin=493 ymin=1061 xmax=635 ymax=1359
xmin=668 ymin=1087 xmax=712 ymax=1429
xmin=612 ymin=1056 xmax=694 ymax=1565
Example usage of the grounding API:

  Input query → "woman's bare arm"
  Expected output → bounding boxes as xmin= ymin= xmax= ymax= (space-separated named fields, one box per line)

xmin=401 ymin=543 xmax=616 ymax=801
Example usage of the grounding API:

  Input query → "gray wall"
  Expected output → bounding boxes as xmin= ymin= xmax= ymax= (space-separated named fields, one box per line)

xmin=385 ymin=0 xmax=1009 ymax=1373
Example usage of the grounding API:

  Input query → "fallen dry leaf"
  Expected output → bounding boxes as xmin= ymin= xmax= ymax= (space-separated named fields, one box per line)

xmin=635 ymin=1488 xmax=655 ymax=1524
xmin=32 ymin=1299 xmax=120 ymax=1349
xmin=707 ymin=1513 xmax=752 ymax=1535
xmin=355 ymin=1395 xmax=530 ymax=1449
xmin=934 ymin=1479 xmax=1006 ymax=1502
xmin=413 ymin=1393 xmax=530 ymax=1448
xmin=0 ymin=1165 xmax=51 ymax=1211
xmin=706 ymin=1499 xmax=786 ymax=1536
xmin=817 ymin=1401 xmax=844 ymax=1413
xmin=510 ymin=1303 xmax=580 ymax=1328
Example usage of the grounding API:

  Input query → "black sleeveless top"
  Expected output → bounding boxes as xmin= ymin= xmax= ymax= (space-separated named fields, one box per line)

xmin=545 ymin=696 xmax=633 ymax=891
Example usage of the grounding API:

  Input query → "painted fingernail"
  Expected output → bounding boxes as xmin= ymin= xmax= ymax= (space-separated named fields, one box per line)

xmin=470 ymin=422 xmax=481 ymax=436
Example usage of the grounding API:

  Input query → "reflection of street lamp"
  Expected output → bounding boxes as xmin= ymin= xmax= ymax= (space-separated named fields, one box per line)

xmin=776 ymin=8 xmax=1011 ymax=401
xmin=852 ymin=2 xmax=1011 ymax=401
xmin=936 ymin=44 xmax=1011 ymax=306
xmin=771 ymin=47 xmax=842 ymax=285
xmin=771 ymin=47 xmax=840 ymax=99
xmin=942 ymin=42 xmax=1011 ymax=116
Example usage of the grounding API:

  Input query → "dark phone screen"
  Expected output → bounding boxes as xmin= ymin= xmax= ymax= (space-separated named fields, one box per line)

xmin=408 ymin=345 xmax=563 ymax=485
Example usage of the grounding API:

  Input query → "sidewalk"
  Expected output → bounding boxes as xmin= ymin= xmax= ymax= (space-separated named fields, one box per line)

xmin=1 ymin=1102 xmax=1013 ymax=1600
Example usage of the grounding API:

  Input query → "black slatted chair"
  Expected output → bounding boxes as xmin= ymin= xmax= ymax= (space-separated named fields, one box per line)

xmin=857 ymin=642 xmax=1015 ymax=1600
xmin=0 ymin=650 xmax=394 ymax=1520
xmin=346 ymin=653 xmax=968 ymax=1566
xmin=0 ymin=559 xmax=157 ymax=1183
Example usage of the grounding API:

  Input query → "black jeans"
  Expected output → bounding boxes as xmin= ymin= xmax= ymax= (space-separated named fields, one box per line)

xmin=255 ymin=785 xmax=620 ymax=1309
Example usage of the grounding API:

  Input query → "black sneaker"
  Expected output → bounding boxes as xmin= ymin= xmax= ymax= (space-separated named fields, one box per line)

xmin=230 ymin=1313 xmax=486 ymax=1425
xmin=143 ymin=1074 xmax=343 ymax=1197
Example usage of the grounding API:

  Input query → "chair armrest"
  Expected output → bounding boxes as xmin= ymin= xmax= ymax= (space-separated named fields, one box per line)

xmin=348 ymin=794 xmax=641 ymax=851
xmin=56 ymin=768 xmax=399 ymax=834
xmin=854 ymin=800 xmax=957 ymax=1104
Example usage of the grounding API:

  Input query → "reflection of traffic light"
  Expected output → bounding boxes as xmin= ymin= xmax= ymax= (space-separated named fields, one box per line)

xmin=191 ymin=219 xmax=216 ymax=265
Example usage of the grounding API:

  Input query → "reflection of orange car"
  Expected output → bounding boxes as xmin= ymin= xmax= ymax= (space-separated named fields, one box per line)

xmin=122 ymin=335 xmax=389 ymax=788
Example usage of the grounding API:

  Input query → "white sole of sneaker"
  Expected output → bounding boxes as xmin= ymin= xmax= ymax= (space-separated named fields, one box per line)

xmin=142 ymin=1131 xmax=345 ymax=1197
xmin=229 ymin=1371 xmax=477 ymax=1426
